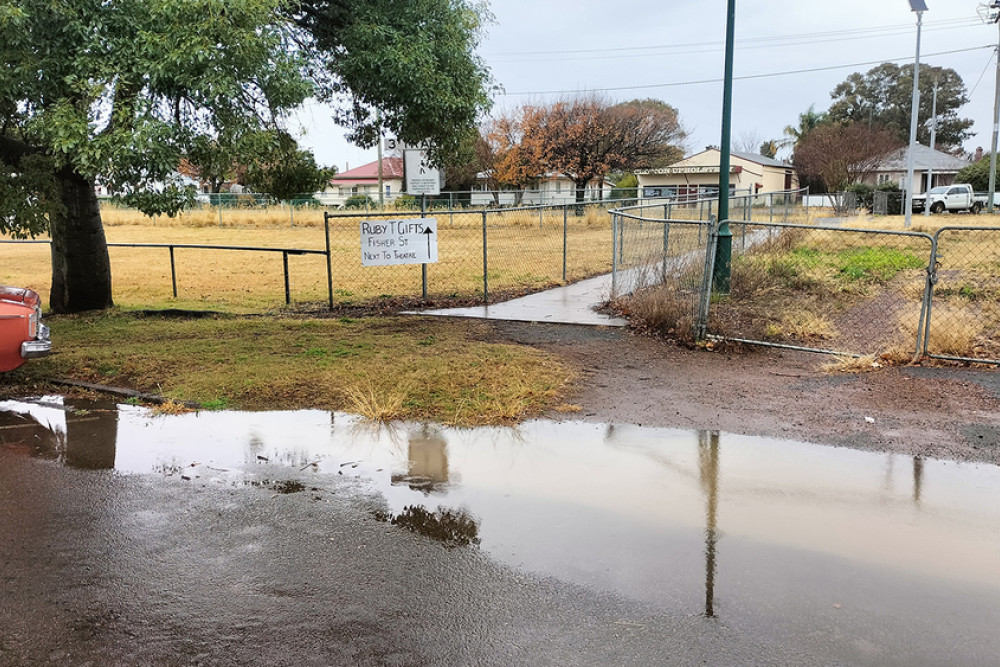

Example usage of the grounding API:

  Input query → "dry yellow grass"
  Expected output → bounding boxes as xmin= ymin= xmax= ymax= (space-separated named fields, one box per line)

xmin=820 ymin=354 xmax=882 ymax=373
xmin=4 ymin=204 xmax=615 ymax=312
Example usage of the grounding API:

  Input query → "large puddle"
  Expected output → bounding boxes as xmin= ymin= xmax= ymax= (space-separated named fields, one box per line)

xmin=3 ymin=396 xmax=1000 ymax=646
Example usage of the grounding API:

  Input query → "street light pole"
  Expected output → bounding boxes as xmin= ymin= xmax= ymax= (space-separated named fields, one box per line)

xmin=983 ymin=1 xmax=1000 ymax=213
xmin=712 ymin=0 xmax=736 ymax=293
xmin=924 ymin=81 xmax=938 ymax=217
xmin=904 ymin=0 xmax=927 ymax=229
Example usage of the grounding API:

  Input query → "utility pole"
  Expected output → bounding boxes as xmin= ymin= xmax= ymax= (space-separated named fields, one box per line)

xmin=981 ymin=2 xmax=1000 ymax=213
xmin=924 ymin=80 xmax=938 ymax=217
xmin=904 ymin=0 xmax=928 ymax=229
xmin=376 ymin=108 xmax=385 ymax=208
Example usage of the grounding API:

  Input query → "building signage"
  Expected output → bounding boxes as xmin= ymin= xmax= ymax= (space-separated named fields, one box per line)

xmin=636 ymin=165 xmax=743 ymax=176
xmin=404 ymin=148 xmax=442 ymax=195
xmin=360 ymin=218 xmax=438 ymax=266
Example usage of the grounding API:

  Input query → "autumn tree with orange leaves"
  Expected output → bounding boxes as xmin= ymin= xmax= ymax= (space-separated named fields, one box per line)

xmin=486 ymin=96 xmax=686 ymax=208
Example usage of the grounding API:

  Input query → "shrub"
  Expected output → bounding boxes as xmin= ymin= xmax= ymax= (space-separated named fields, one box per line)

xmin=343 ymin=194 xmax=375 ymax=209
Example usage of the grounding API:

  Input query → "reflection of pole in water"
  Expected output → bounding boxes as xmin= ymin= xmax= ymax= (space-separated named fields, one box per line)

xmin=913 ymin=456 xmax=924 ymax=505
xmin=698 ymin=430 xmax=720 ymax=619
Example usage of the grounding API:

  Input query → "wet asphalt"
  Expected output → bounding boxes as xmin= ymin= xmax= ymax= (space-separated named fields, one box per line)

xmin=4 ymin=401 xmax=1000 ymax=666
xmin=2 ymin=447 xmax=803 ymax=667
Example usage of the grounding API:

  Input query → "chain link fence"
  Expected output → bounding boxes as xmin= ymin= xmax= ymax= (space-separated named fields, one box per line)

xmin=5 ymin=199 xmax=645 ymax=310
xmin=609 ymin=197 xmax=1000 ymax=364
xmin=714 ymin=223 xmax=933 ymax=357
xmin=923 ymin=227 xmax=1000 ymax=364
xmin=607 ymin=190 xmax=809 ymax=340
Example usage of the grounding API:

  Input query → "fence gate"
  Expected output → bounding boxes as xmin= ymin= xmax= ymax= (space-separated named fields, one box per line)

xmin=923 ymin=227 xmax=1000 ymax=365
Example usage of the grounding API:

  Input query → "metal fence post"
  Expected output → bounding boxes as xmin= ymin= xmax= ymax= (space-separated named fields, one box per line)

xmin=919 ymin=233 xmax=941 ymax=358
xmin=420 ymin=194 xmax=428 ymax=299
xmin=324 ymin=211 xmax=334 ymax=309
xmin=482 ymin=210 xmax=489 ymax=304
xmin=611 ymin=213 xmax=619 ymax=298
xmin=282 ymin=251 xmax=291 ymax=304
xmin=696 ymin=215 xmax=720 ymax=340
xmin=562 ymin=206 xmax=568 ymax=283
xmin=169 ymin=246 xmax=177 ymax=298
xmin=661 ymin=221 xmax=670 ymax=283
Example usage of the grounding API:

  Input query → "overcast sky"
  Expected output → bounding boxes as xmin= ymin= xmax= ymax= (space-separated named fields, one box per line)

xmin=292 ymin=0 xmax=999 ymax=171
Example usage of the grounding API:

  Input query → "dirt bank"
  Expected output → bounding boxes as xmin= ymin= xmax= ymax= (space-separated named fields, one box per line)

xmin=488 ymin=320 xmax=1000 ymax=466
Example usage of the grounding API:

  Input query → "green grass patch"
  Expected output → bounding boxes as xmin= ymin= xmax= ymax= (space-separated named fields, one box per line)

xmin=9 ymin=312 xmax=572 ymax=426
xmin=836 ymin=247 xmax=925 ymax=283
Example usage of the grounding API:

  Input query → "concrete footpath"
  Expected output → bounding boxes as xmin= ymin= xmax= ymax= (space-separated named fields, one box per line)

xmin=416 ymin=273 xmax=627 ymax=327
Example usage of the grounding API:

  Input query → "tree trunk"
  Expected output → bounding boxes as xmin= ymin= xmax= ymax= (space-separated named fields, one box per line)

xmin=49 ymin=168 xmax=114 ymax=313
xmin=574 ymin=180 xmax=587 ymax=216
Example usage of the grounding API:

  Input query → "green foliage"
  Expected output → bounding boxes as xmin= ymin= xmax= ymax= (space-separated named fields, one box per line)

xmin=1 ymin=0 xmax=313 ymax=226
xmin=844 ymin=182 xmax=875 ymax=211
xmin=610 ymin=172 xmax=638 ymax=200
xmin=0 ymin=152 xmax=60 ymax=237
xmin=955 ymin=157 xmax=995 ymax=193
xmin=828 ymin=63 xmax=973 ymax=149
xmin=243 ymin=131 xmax=336 ymax=202
xmin=343 ymin=194 xmax=375 ymax=209
xmin=297 ymin=0 xmax=494 ymax=164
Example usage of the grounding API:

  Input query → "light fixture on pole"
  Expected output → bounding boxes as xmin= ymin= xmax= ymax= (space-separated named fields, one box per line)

xmin=904 ymin=0 xmax=927 ymax=229
xmin=978 ymin=1 xmax=1000 ymax=213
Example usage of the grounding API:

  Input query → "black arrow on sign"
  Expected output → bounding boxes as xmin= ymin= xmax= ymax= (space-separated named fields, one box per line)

xmin=423 ymin=226 xmax=434 ymax=256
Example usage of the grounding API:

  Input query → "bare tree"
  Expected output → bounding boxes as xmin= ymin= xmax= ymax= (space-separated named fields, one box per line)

xmin=734 ymin=130 xmax=765 ymax=155
xmin=793 ymin=123 xmax=902 ymax=192
xmin=505 ymin=95 xmax=686 ymax=207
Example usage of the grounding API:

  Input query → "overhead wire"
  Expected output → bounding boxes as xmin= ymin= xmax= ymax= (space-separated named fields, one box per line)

xmin=483 ymin=18 xmax=981 ymax=61
xmin=499 ymin=46 xmax=994 ymax=96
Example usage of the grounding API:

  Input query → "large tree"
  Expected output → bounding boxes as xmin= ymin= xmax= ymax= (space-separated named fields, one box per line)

xmin=509 ymin=96 xmax=686 ymax=206
xmin=1 ymin=0 xmax=492 ymax=313
xmin=793 ymin=123 xmax=903 ymax=193
xmin=293 ymin=0 xmax=494 ymax=162
xmin=827 ymin=63 xmax=973 ymax=151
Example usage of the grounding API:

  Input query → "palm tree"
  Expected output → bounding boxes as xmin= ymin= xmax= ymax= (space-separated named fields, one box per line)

xmin=780 ymin=105 xmax=828 ymax=150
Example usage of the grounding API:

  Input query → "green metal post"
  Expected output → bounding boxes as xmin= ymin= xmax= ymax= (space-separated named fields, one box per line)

xmin=712 ymin=0 xmax=736 ymax=294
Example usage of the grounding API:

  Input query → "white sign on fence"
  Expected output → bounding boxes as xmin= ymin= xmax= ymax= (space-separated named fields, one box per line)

xmin=404 ymin=148 xmax=442 ymax=195
xmin=360 ymin=218 xmax=438 ymax=266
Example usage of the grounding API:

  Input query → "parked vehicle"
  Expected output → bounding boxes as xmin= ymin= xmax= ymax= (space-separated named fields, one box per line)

xmin=0 ymin=286 xmax=51 ymax=372
xmin=912 ymin=184 xmax=987 ymax=214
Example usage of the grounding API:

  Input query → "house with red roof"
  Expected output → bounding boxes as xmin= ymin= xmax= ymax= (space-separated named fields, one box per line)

xmin=324 ymin=158 xmax=404 ymax=203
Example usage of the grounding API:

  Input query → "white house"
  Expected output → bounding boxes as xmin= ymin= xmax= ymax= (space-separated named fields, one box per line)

xmin=864 ymin=144 xmax=972 ymax=194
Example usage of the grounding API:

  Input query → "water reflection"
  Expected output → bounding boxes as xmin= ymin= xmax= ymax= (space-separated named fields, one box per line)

xmin=2 ymin=397 xmax=1000 ymax=631
xmin=0 ymin=396 xmax=117 ymax=470
xmin=391 ymin=425 xmax=450 ymax=493
xmin=698 ymin=431 xmax=720 ymax=619
xmin=378 ymin=505 xmax=481 ymax=547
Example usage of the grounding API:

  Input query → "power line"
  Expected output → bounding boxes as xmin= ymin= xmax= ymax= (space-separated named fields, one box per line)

xmin=499 ymin=45 xmax=993 ymax=97
xmin=483 ymin=18 xmax=980 ymax=59
xmin=488 ymin=23 xmax=981 ymax=64
xmin=969 ymin=49 xmax=997 ymax=96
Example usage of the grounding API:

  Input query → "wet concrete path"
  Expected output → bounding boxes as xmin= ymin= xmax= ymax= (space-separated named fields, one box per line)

xmin=2 ymin=397 xmax=1000 ymax=665
xmin=417 ymin=272 xmax=628 ymax=326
